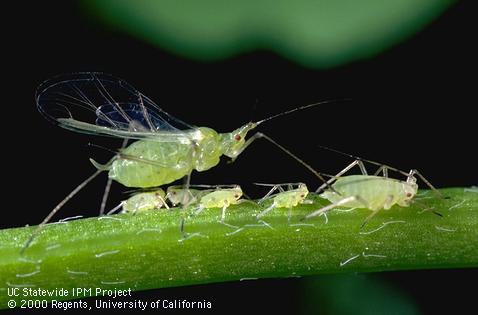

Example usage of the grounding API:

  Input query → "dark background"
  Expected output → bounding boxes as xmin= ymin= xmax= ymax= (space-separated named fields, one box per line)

xmin=2 ymin=1 xmax=476 ymax=314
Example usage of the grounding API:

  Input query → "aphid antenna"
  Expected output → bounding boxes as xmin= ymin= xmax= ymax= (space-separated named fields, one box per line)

xmin=255 ymin=98 xmax=351 ymax=126
xmin=245 ymin=99 xmax=349 ymax=194
xmin=317 ymin=144 xmax=444 ymax=198
xmin=318 ymin=144 xmax=407 ymax=175
xmin=246 ymin=98 xmax=260 ymax=125
xmin=241 ymin=191 xmax=253 ymax=200
xmin=254 ymin=133 xmax=337 ymax=193
xmin=412 ymin=199 xmax=443 ymax=217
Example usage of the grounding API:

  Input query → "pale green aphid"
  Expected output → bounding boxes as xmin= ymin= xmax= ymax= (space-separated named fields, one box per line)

xmin=165 ymin=186 xmax=209 ymax=207
xmin=193 ymin=185 xmax=244 ymax=223
xmin=305 ymin=153 xmax=441 ymax=227
xmin=25 ymin=72 xmax=332 ymax=252
xmin=122 ymin=189 xmax=169 ymax=214
xmin=256 ymin=183 xmax=310 ymax=219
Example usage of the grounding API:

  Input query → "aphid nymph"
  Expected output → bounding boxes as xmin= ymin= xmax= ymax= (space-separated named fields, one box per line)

xmin=193 ymin=185 xmax=244 ymax=223
xmin=119 ymin=188 xmax=169 ymax=214
xmin=256 ymin=183 xmax=310 ymax=219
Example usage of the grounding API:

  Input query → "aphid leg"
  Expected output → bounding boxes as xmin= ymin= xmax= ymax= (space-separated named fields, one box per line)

xmin=412 ymin=199 xmax=443 ymax=217
xmin=304 ymin=196 xmax=357 ymax=220
xmin=179 ymin=171 xmax=192 ymax=235
xmin=165 ymin=185 xmax=198 ymax=208
xmin=257 ymin=184 xmax=285 ymax=203
xmin=408 ymin=169 xmax=445 ymax=199
xmin=157 ymin=193 xmax=170 ymax=210
xmin=304 ymin=195 xmax=369 ymax=221
xmin=99 ymin=138 xmax=129 ymax=216
xmin=21 ymin=169 xmax=103 ymax=254
xmin=361 ymin=195 xmax=394 ymax=228
xmin=230 ymin=132 xmax=333 ymax=192
xmin=106 ymin=202 xmax=124 ymax=215
xmin=361 ymin=210 xmax=381 ymax=228
xmin=383 ymin=195 xmax=394 ymax=209
xmin=220 ymin=202 xmax=230 ymax=223
xmin=358 ymin=160 xmax=368 ymax=176
xmin=193 ymin=205 xmax=205 ymax=216
xmin=99 ymin=178 xmax=113 ymax=216
xmin=373 ymin=165 xmax=389 ymax=178
xmin=316 ymin=159 xmax=368 ymax=193
xmin=257 ymin=202 xmax=277 ymax=219
xmin=236 ymin=199 xmax=258 ymax=207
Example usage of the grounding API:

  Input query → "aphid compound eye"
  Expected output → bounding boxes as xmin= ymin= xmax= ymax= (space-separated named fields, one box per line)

xmin=234 ymin=194 xmax=239 ymax=198
xmin=406 ymin=192 xmax=412 ymax=198
xmin=300 ymin=194 xmax=305 ymax=198
xmin=234 ymin=134 xmax=241 ymax=141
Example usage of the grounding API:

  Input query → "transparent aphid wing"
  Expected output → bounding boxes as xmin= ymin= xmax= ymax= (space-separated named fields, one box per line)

xmin=95 ymin=103 xmax=179 ymax=132
xmin=36 ymin=72 xmax=195 ymax=140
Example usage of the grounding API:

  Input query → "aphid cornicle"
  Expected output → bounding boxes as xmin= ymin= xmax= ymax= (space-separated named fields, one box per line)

xmin=24 ymin=72 xmax=332 ymax=252
xmin=305 ymin=149 xmax=442 ymax=227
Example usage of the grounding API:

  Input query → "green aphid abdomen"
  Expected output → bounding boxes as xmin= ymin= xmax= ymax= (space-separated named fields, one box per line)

xmin=327 ymin=175 xmax=405 ymax=210
xmin=109 ymin=140 xmax=193 ymax=188
xmin=107 ymin=127 xmax=224 ymax=188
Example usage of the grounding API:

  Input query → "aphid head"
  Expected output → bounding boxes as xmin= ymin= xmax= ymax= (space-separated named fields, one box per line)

xmin=404 ymin=170 xmax=419 ymax=200
xmin=403 ymin=182 xmax=418 ymax=201
xmin=232 ymin=185 xmax=243 ymax=200
xmin=298 ymin=183 xmax=309 ymax=199
xmin=165 ymin=186 xmax=180 ymax=205
xmin=220 ymin=122 xmax=257 ymax=158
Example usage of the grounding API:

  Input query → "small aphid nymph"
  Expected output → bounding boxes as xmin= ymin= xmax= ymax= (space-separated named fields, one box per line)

xmin=256 ymin=183 xmax=310 ymax=219
xmin=193 ymin=185 xmax=244 ymax=223
xmin=122 ymin=189 xmax=169 ymax=214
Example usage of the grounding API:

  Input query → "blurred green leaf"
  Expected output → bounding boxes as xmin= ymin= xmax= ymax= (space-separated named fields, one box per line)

xmin=82 ymin=0 xmax=455 ymax=67
xmin=301 ymin=274 xmax=420 ymax=315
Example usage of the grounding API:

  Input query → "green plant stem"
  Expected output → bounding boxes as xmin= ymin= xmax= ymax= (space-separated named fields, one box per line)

xmin=1 ymin=188 xmax=477 ymax=307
